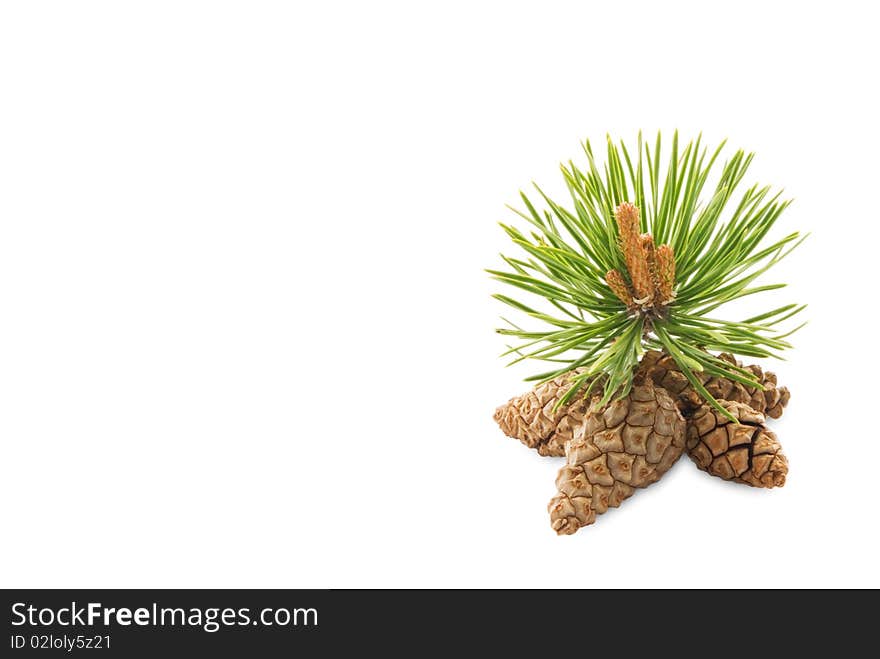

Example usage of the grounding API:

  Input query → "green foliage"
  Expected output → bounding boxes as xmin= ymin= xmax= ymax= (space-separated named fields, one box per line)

xmin=489 ymin=132 xmax=806 ymax=419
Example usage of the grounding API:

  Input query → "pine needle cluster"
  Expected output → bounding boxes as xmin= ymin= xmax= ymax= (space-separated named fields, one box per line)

xmin=489 ymin=132 xmax=806 ymax=419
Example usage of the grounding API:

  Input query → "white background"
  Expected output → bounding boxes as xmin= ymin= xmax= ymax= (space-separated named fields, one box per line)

xmin=1 ymin=1 xmax=877 ymax=588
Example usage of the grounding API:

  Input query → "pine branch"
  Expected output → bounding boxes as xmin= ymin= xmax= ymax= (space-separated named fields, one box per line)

xmin=490 ymin=132 xmax=806 ymax=411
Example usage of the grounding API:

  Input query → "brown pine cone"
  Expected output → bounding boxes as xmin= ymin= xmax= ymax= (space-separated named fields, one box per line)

xmin=686 ymin=401 xmax=788 ymax=488
xmin=638 ymin=350 xmax=790 ymax=418
xmin=548 ymin=383 xmax=686 ymax=535
xmin=493 ymin=369 xmax=598 ymax=457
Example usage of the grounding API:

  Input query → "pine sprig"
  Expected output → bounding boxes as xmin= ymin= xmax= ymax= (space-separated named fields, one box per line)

xmin=489 ymin=132 xmax=807 ymax=420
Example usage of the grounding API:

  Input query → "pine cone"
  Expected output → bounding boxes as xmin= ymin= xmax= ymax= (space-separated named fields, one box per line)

xmin=493 ymin=369 xmax=595 ymax=457
xmin=548 ymin=383 xmax=685 ymax=535
xmin=686 ymin=401 xmax=788 ymax=488
xmin=638 ymin=350 xmax=790 ymax=418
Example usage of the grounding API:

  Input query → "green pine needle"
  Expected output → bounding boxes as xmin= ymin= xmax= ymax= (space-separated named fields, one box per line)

xmin=489 ymin=132 xmax=806 ymax=420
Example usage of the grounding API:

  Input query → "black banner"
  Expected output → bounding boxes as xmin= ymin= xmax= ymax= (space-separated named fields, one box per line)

xmin=1 ymin=589 xmax=872 ymax=655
